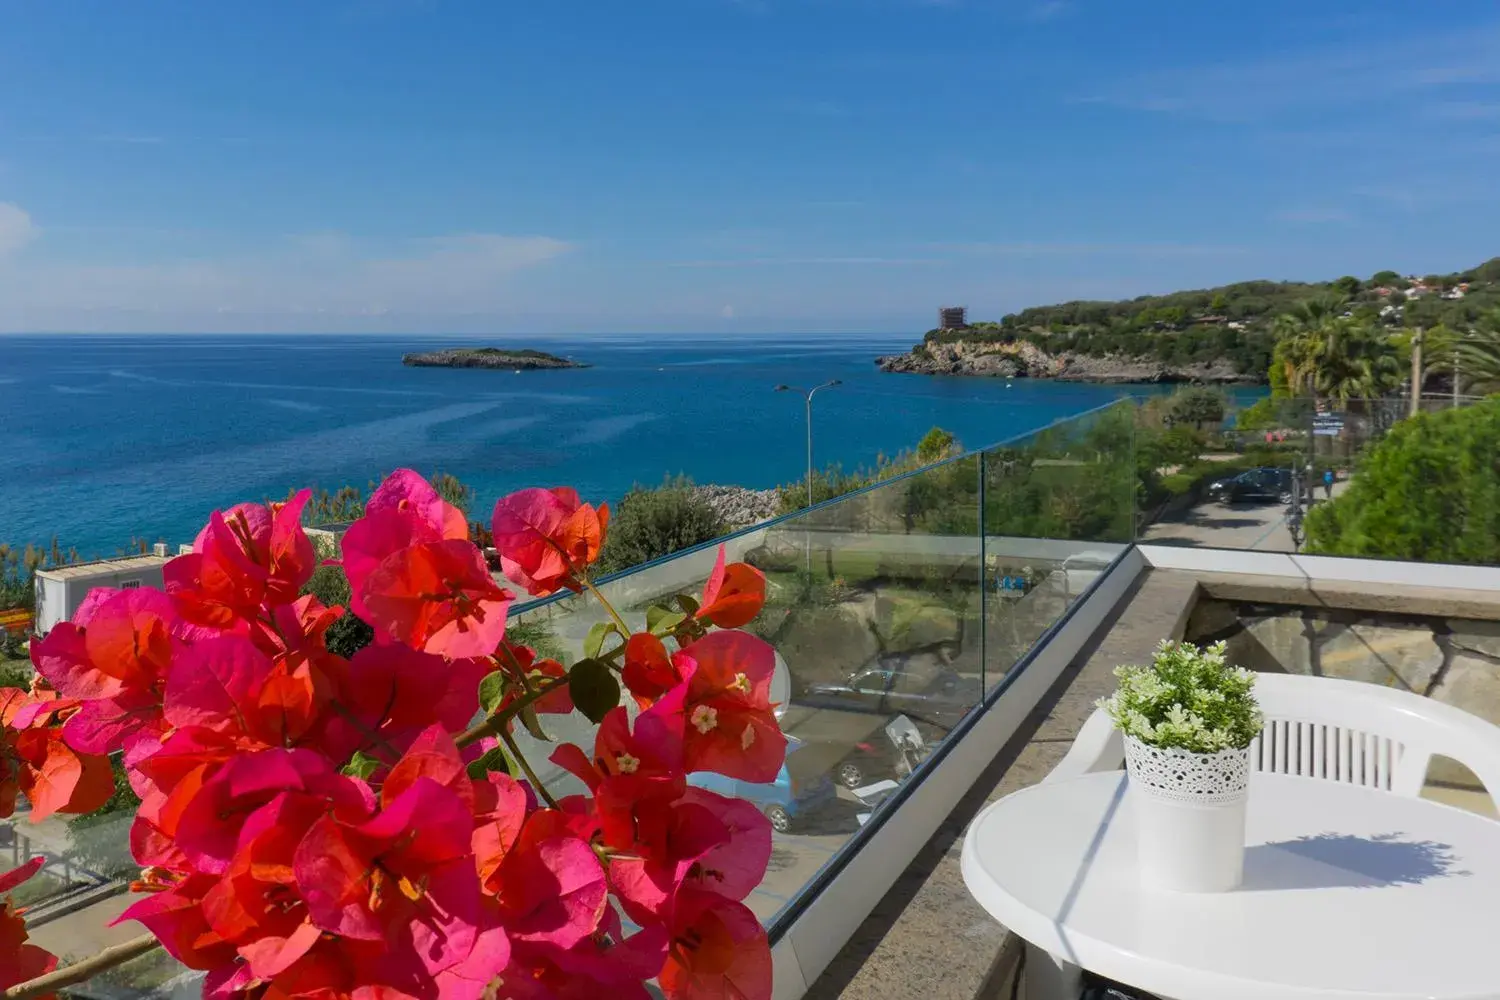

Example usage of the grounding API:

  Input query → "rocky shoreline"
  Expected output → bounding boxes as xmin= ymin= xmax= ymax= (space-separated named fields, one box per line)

xmin=876 ymin=339 xmax=1259 ymax=385
xmin=402 ymin=348 xmax=588 ymax=370
xmin=691 ymin=485 xmax=780 ymax=528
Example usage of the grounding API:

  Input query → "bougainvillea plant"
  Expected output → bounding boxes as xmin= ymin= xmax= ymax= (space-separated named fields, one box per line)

xmin=1 ymin=469 xmax=782 ymax=1000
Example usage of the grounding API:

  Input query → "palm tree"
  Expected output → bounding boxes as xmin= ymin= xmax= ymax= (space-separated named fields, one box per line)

xmin=1271 ymin=295 xmax=1349 ymax=395
xmin=1454 ymin=308 xmax=1500 ymax=396
xmin=1312 ymin=321 xmax=1403 ymax=403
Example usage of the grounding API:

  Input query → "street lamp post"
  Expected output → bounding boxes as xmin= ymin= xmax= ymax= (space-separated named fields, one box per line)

xmin=775 ymin=380 xmax=842 ymax=509
xmin=776 ymin=380 xmax=841 ymax=585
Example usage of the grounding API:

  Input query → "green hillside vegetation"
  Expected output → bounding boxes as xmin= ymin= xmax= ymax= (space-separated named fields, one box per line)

xmin=919 ymin=257 xmax=1500 ymax=379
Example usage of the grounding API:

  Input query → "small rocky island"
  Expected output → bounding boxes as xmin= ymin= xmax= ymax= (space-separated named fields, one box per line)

xmin=402 ymin=347 xmax=588 ymax=370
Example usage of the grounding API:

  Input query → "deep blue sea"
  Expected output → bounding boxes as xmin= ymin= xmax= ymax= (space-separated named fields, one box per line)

xmin=0 ymin=334 xmax=1252 ymax=555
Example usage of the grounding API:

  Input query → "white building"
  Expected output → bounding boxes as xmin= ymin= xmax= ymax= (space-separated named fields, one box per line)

xmin=33 ymin=554 xmax=171 ymax=634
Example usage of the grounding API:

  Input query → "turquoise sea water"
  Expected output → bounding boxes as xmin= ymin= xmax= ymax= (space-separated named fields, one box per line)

xmin=0 ymin=334 xmax=1255 ymax=554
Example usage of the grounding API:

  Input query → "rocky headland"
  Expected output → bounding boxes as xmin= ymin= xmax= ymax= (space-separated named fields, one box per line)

xmin=876 ymin=339 xmax=1255 ymax=384
xmin=402 ymin=348 xmax=588 ymax=370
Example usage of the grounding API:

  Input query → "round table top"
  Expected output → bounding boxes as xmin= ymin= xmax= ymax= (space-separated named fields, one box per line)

xmin=961 ymin=771 xmax=1500 ymax=1000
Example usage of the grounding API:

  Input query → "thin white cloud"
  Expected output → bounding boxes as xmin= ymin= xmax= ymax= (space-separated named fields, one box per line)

xmin=1425 ymin=100 xmax=1500 ymax=120
xmin=1026 ymin=1 xmax=1070 ymax=22
xmin=1083 ymin=23 xmax=1500 ymax=120
xmin=0 ymin=225 xmax=572 ymax=330
xmin=925 ymin=241 xmax=1250 ymax=257
xmin=668 ymin=256 xmax=943 ymax=267
xmin=0 ymin=203 xmax=38 ymax=255
xmin=1272 ymin=208 xmax=1353 ymax=224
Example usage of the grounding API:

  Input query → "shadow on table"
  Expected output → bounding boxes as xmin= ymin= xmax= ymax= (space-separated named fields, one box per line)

xmin=1242 ymin=831 xmax=1471 ymax=891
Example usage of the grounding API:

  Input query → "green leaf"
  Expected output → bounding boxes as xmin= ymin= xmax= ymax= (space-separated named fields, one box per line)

xmin=584 ymin=621 xmax=617 ymax=660
xmin=675 ymin=594 xmax=701 ymax=617
xmin=518 ymin=704 xmax=550 ymax=742
xmin=478 ymin=671 xmax=508 ymax=715
xmin=341 ymin=751 xmax=383 ymax=780
xmin=466 ymin=746 xmax=515 ymax=779
xmin=569 ymin=657 xmax=621 ymax=724
xmin=646 ymin=605 xmax=687 ymax=636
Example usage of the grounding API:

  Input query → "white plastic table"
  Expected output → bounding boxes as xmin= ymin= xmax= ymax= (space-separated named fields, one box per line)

xmin=961 ymin=771 xmax=1500 ymax=1000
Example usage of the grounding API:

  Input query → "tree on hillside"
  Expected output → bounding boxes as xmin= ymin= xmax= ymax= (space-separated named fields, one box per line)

xmin=1371 ymin=270 xmax=1401 ymax=287
xmin=1333 ymin=275 xmax=1362 ymax=296
xmin=1166 ymin=386 xmax=1227 ymax=429
xmin=1304 ymin=399 xmax=1500 ymax=564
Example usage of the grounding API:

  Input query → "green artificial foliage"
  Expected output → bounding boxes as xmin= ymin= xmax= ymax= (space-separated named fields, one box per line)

xmin=1101 ymin=640 xmax=1263 ymax=753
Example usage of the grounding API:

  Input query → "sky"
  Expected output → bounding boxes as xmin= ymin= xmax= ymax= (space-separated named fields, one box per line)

xmin=1 ymin=0 xmax=1498 ymax=334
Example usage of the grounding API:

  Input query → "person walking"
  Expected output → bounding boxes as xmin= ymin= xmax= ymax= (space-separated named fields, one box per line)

xmin=1323 ymin=468 xmax=1335 ymax=499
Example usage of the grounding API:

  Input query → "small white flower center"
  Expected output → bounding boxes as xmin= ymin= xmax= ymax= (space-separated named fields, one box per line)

xmin=741 ymin=724 xmax=756 ymax=750
xmin=615 ymin=752 xmax=640 ymax=775
xmin=731 ymin=672 xmax=751 ymax=694
xmin=690 ymin=705 xmax=719 ymax=734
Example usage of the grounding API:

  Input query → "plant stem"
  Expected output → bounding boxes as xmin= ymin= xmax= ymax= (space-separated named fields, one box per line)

xmin=500 ymin=727 xmax=561 ymax=810
xmin=581 ymin=577 xmax=632 ymax=638
xmin=4 ymin=934 xmax=162 ymax=1000
xmin=455 ymin=675 xmax=571 ymax=748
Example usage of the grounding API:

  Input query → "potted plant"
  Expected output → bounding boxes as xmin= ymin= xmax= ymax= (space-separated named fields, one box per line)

xmin=1100 ymin=639 xmax=1263 ymax=892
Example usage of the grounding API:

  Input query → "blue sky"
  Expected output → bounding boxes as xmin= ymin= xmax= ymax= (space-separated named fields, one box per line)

xmin=1 ymin=0 xmax=1498 ymax=334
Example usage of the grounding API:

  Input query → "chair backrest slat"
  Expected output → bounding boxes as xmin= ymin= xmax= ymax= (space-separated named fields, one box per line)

xmin=1055 ymin=673 xmax=1500 ymax=809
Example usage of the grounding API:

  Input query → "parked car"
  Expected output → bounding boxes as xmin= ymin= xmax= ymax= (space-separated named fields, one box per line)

xmin=800 ymin=658 xmax=975 ymax=728
xmin=1206 ymin=466 xmax=1294 ymax=505
xmin=687 ymin=737 xmax=835 ymax=833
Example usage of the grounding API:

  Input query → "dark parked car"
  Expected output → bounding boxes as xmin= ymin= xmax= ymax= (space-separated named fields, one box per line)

xmin=1206 ymin=467 xmax=1294 ymax=505
xmin=800 ymin=659 xmax=975 ymax=728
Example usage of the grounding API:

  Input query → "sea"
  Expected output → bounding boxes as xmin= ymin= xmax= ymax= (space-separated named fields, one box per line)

xmin=0 ymin=333 xmax=1256 ymax=556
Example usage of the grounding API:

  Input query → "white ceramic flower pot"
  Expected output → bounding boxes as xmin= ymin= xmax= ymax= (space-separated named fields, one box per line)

xmin=1124 ymin=736 xmax=1250 ymax=893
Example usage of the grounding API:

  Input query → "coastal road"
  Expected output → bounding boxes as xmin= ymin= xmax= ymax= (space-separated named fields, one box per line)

xmin=1143 ymin=481 xmax=1350 ymax=552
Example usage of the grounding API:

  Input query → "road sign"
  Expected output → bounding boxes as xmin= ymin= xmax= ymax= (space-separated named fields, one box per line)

xmin=1312 ymin=414 xmax=1345 ymax=437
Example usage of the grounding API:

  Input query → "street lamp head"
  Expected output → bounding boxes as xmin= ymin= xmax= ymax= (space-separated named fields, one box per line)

xmin=829 ymin=379 xmax=843 ymax=387
xmin=774 ymin=384 xmax=791 ymax=392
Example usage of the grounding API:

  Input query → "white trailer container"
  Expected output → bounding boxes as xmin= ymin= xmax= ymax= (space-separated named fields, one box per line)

xmin=33 ymin=555 xmax=171 ymax=634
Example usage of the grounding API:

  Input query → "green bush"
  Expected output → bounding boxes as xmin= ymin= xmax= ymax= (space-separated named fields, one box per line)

xmin=300 ymin=537 xmax=375 ymax=658
xmin=916 ymin=426 xmax=957 ymax=462
xmin=0 ymin=656 xmax=31 ymax=689
xmin=1305 ymin=398 xmax=1500 ymax=564
xmin=596 ymin=478 xmax=726 ymax=575
xmin=1167 ymin=387 xmax=1227 ymax=428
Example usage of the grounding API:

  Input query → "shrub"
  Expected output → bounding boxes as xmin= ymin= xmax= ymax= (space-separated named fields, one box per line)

xmin=300 ymin=537 xmax=375 ymax=658
xmin=1304 ymin=398 xmax=1500 ymax=564
xmin=916 ymin=426 xmax=957 ymax=462
xmin=1167 ymin=386 xmax=1227 ymax=428
xmin=596 ymin=478 xmax=726 ymax=575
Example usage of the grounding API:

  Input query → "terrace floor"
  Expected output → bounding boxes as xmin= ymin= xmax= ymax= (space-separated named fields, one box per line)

xmin=804 ymin=565 xmax=1500 ymax=1000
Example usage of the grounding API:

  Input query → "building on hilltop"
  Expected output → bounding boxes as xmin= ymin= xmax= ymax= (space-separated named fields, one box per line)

xmin=938 ymin=306 xmax=968 ymax=331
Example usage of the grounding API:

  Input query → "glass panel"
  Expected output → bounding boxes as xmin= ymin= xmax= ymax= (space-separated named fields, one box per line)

xmin=1139 ymin=394 xmax=1487 ymax=558
xmin=981 ymin=401 xmax=1133 ymax=689
xmin=6 ymin=403 xmax=1141 ymax=994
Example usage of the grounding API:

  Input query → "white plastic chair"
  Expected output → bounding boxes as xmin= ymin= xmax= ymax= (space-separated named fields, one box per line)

xmin=1021 ymin=672 xmax=1500 ymax=1000
xmin=1049 ymin=672 xmax=1500 ymax=801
